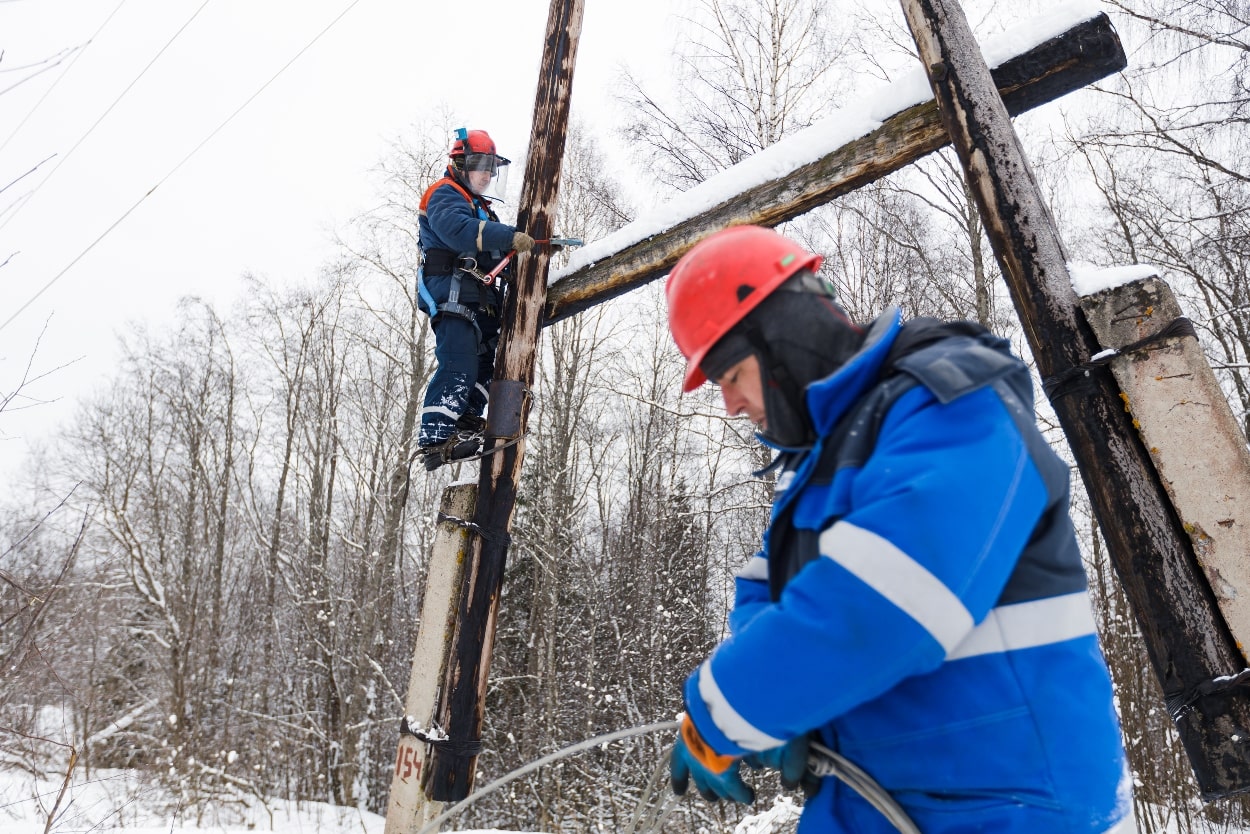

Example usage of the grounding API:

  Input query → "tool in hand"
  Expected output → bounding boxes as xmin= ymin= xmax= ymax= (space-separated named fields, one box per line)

xmin=477 ymin=237 xmax=585 ymax=284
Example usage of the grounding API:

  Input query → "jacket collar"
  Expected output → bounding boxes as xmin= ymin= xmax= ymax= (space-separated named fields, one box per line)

xmin=803 ymin=307 xmax=903 ymax=435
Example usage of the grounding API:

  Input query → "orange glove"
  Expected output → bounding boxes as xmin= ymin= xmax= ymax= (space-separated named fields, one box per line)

xmin=671 ymin=716 xmax=754 ymax=803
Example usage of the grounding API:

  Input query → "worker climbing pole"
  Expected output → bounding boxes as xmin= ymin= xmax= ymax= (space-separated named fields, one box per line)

xmin=421 ymin=0 xmax=585 ymax=805
xmin=383 ymin=3 xmax=585 ymax=826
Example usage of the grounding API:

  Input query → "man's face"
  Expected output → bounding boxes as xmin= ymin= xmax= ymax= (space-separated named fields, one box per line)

xmin=467 ymin=169 xmax=492 ymax=195
xmin=712 ymin=354 xmax=766 ymax=430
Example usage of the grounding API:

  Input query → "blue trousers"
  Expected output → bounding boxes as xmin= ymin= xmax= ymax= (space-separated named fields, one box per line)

xmin=419 ymin=306 xmax=499 ymax=447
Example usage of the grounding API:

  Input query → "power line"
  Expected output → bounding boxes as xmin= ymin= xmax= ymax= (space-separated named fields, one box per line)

xmin=0 ymin=155 xmax=55 ymax=200
xmin=0 ymin=0 xmax=368 ymax=335
xmin=0 ymin=46 xmax=82 ymax=95
xmin=0 ymin=2 xmax=126 ymax=152
xmin=0 ymin=0 xmax=208 ymax=234
xmin=416 ymin=721 xmax=682 ymax=834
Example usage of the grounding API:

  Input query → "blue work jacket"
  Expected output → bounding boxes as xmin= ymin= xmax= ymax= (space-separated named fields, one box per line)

xmin=684 ymin=310 xmax=1131 ymax=833
xmin=418 ymin=172 xmax=515 ymax=308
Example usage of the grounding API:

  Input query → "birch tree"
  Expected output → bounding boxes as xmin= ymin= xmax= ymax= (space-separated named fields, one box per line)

xmin=620 ymin=0 xmax=845 ymax=190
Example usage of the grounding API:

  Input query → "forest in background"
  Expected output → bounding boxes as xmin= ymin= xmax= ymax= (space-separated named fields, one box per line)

xmin=3 ymin=2 xmax=1249 ymax=832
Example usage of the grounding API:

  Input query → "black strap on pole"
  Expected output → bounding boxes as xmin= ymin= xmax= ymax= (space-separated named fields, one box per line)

xmin=1043 ymin=316 xmax=1196 ymax=401
xmin=1166 ymin=668 xmax=1250 ymax=720
xmin=436 ymin=512 xmax=513 ymax=547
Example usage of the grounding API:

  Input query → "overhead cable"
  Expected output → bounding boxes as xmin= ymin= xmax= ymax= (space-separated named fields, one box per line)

xmin=0 ymin=0 xmax=126 ymax=240
xmin=0 ymin=0 xmax=210 ymax=234
xmin=0 ymin=0 xmax=367 ymax=335
xmin=0 ymin=0 xmax=125 ymax=151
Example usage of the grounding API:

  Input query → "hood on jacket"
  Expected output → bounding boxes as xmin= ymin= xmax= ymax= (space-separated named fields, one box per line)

xmin=701 ymin=271 xmax=875 ymax=448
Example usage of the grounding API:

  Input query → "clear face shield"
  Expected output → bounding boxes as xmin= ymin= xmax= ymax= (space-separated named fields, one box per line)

xmin=462 ymin=152 xmax=511 ymax=199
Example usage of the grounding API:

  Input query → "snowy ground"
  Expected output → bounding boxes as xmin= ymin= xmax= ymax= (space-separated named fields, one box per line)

xmin=0 ymin=765 xmax=390 ymax=834
xmin=0 ymin=763 xmax=803 ymax=834
xmin=6 ymin=761 xmax=1244 ymax=834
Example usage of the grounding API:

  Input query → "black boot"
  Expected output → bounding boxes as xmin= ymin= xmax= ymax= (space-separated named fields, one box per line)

xmin=455 ymin=413 xmax=487 ymax=433
xmin=420 ymin=431 xmax=483 ymax=471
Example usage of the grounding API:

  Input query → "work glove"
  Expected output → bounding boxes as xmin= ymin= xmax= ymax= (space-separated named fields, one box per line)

xmin=670 ymin=716 xmax=754 ymax=804
xmin=744 ymin=734 xmax=820 ymax=798
xmin=511 ymin=231 xmax=535 ymax=253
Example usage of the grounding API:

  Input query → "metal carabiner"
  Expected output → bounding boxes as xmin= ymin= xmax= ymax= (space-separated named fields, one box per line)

xmin=456 ymin=256 xmax=496 ymax=285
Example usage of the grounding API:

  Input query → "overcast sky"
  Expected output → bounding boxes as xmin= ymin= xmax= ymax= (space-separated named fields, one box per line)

xmin=0 ymin=0 xmax=676 ymax=479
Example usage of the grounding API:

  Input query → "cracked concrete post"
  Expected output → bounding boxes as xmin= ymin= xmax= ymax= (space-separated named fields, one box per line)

xmin=1082 ymin=275 xmax=1250 ymax=662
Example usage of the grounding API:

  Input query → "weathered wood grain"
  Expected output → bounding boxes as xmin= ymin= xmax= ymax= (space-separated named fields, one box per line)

xmin=544 ymin=12 xmax=1125 ymax=324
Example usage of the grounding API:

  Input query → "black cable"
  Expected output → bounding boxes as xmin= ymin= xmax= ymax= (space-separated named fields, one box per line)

xmin=1165 ymin=668 xmax=1250 ymax=720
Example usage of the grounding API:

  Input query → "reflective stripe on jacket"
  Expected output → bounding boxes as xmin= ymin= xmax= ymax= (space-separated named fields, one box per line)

xmin=417 ymin=170 xmax=514 ymax=307
xmin=684 ymin=309 xmax=1131 ymax=833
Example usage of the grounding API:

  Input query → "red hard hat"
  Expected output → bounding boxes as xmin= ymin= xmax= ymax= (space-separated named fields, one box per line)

xmin=666 ymin=225 xmax=823 ymax=392
xmin=450 ymin=129 xmax=497 ymax=158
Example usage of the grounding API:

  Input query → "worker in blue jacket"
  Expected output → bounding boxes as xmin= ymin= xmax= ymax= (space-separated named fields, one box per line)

xmin=663 ymin=225 xmax=1132 ymax=833
xmin=417 ymin=128 xmax=533 ymax=470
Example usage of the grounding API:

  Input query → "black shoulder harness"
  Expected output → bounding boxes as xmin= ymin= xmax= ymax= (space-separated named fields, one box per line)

xmin=766 ymin=319 xmax=993 ymax=600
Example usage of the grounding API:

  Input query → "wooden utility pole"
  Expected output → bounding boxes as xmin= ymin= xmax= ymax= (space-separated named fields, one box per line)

xmin=422 ymin=0 xmax=584 ymax=803
xmin=899 ymin=0 xmax=1250 ymax=798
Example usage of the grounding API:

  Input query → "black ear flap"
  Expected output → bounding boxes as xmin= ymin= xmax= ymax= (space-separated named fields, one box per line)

xmin=743 ymin=326 xmax=808 ymax=436
xmin=757 ymin=356 xmax=816 ymax=449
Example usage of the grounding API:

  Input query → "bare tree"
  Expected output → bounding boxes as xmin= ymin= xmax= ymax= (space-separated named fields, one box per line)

xmin=619 ymin=0 xmax=845 ymax=190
